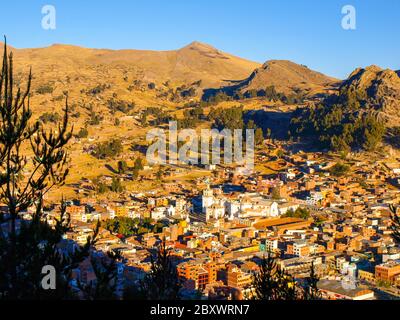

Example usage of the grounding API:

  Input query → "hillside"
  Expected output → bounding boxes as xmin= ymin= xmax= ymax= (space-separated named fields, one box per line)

xmin=0 ymin=41 xmax=262 ymax=126
xmin=290 ymin=65 xmax=400 ymax=152
xmin=203 ymin=60 xmax=338 ymax=100
xmin=237 ymin=60 xmax=338 ymax=94
xmin=338 ymin=65 xmax=400 ymax=127
xmin=1 ymin=40 xmax=259 ymax=90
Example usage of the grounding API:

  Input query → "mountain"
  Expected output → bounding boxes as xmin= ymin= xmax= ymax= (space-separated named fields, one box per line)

xmin=236 ymin=60 xmax=338 ymax=94
xmin=203 ymin=60 xmax=338 ymax=100
xmin=290 ymin=64 xmax=400 ymax=152
xmin=339 ymin=65 xmax=400 ymax=127
xmin=1 ymin=41 xmax=260 ymax=89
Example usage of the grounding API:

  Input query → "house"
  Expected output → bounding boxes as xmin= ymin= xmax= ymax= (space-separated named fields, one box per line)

xmin=318 ymin=280 xmax=374 ymax=300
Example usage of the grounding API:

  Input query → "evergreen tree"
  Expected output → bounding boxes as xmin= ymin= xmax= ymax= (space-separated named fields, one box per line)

xmin=302 ymin=262 xmax=321 ymax=300
xmin=0 ymin=40 xmax=116 ymax=300
xmin=78 ymin=250 xmax=121 ymax=300
xmin=117 ymin=160 xmax=128 ymax=174
xmin=134 ymin=240 xmax=181 ymax=300
xmin=255 ymin=127 xmax=264 ymax=146
xmin=251 ymin=252 xmax=320 ymax=300
xmin=271 ymin=187 xmax=281 ymax=200
xmin=110 ymin=176 xmax=124 ymax=193
xmin=134 ymin=157 xmax=144 ymax=170
xmin=390 ymin=204 xmax=400 ymax=244
xmin=251 ymin=252 xmax=297 ymax=300
xmin=156 ymin=166 xmax=164 ymax=182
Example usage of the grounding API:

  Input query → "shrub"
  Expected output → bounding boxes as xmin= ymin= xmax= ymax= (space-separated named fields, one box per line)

xmin=93 ymin=139 xmax=123 ymax=159
xmin=39 ymin=112 xmax=61 ymax=124
xmin=36 ymin=84 xmax=54 ymax=94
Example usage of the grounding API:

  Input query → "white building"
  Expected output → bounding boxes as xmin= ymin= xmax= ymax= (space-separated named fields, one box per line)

xmin=202 ymin=185 xmax=214 ymax=213
xmin=151 ymin=207 xmax=166 ymax=220
xmin=226 ymin=194 xmax=280 ymax=219
xmin=205 ymin=204 xmax=225 ymax=221
xmin=107 ymin=208 xmax=116 ymax=220
xmin=278 ymin=202 xmax=300 ymax=215
xmin=265 ymin=238 xmax=279 ymax=253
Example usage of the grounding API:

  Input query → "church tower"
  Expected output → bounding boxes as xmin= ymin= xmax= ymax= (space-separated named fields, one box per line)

xmin=202 ymin=181 xmax=214 ymax=213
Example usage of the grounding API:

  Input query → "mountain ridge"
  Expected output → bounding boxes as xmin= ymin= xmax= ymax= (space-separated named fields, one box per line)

xmin=0 ymin=41 xmax=261 ymax=89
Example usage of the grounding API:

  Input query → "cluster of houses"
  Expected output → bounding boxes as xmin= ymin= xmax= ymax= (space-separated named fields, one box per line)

xmin=3 ymin=149 xmax=400 ymax=300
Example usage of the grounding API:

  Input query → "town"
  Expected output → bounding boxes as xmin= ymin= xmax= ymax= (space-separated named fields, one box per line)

xmin=1 ymin=1 xmax=400 ymax=305
xmin=20 ymin=139 xmax=400 ymax=300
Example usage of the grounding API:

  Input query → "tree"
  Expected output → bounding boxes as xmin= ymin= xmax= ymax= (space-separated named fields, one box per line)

xmin=255 ymin=128 xmax=264 ymax=146
xmin=251 ymin=252 xmax=320 ymax=300
xmin=36 ymin=84 xmax=54 ymax=95
xmin=93 ymin=139 xmax=123 ymax=159
xmin=246 ymin=120 xmax=256 ymax=130
xmin=331 ymin=135 xmax=350 ymax=154
xmin=329 ymin=163 xmax=350 ymax=177
xmin=0 ymin=41 xmax=116 ymax=299
xmin=283 ymin=207 xmax=310 ymax=219
xmin=93 ymin=176 xmax=108 ymax=194
xmin=156 ymin=166 xmax=164 ymax=182
xmin=110 ymin=176 xmax=124 ymax=193
xmin=134 ymin=157 xmax=144 ymax=170
xmin=117 ymin=160 xmax=128 ymax=174
xmin=209 ymin=106 xmax=244 ymax=130
xmin=139 ymin=240 xmax=181 ymax=300
xmin=390 ymin=205 xmax=400 ymax=244
xmin=271 ymin=187 xmax=281 ymax=200
xmin=251 ymin=252 xmax=297 ymax=300
xmin=39 ymin=112 xmax=61 ymax=124
xmin=0 ymin=40 xmax=70 ymax=298
xmin=76 ymin=126 xmax=88 ymax=139
xmin=361 ymin=115 xmax=385 ymax=151
xmin=276 ymin=149 xmax=284 ymax=158
xmin=302 ymin=262 xmax=321 ymax=300
xmin=132 ymin=168 xmax=139 ymax=180
xmin=78 ymin=250 xmax=121 ymax=300
xmin=266 ymin=128 xmax=272 ymax=139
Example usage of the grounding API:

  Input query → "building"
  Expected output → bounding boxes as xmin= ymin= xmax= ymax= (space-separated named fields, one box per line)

xmin=286 ymin=240 xmax=310 ymax=257
xmin=318 ymin=280 xmax=374 ymax=300
xmin=205 ymin=204 xmax=225 ymax=221
xmin=375 ymin=260 xmax=400 ymax=284
xmin=177 ymin=260 xmax=217 ymax=290
xmin=358 ymin=270 xmax=375 ymax=283
xmin=226 ymin=266 xmax=252 ymax=289
xmin=264 ymin=238 xmax=279 ymax=253
xmin=202 ymin=185 xmax=214 ymax=213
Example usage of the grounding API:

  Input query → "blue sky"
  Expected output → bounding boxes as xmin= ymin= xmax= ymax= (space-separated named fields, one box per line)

xmin=0 ymin=0 xmax=399 ymax=79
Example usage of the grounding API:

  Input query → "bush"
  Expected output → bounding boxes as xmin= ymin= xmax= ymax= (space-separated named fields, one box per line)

xmin=118 ymin=160 xmax=128 ymax=174
xmin=93 ymin=139 xmax=123 ymax=159
xmin=36 ymin=84 xmax=54 ymax=95
xmin=39 ymin=112 xmax=61 ymax=124
xmin=87 ymin=111 xmax=104 ymax=126
xmin=110 ymin=176 xmax=124 ymax=193
xmin=87 ymin=84 xmax=109 ymax=95
xmin=283 ymin=207 xmax=310 ymax=219
xmin=107 ymin=99 xmax=135 ymax=115
xmin=76 ymin=127 xmax=89 ymax=139
xmin=329 ymin=163 xmax=350 ymax=177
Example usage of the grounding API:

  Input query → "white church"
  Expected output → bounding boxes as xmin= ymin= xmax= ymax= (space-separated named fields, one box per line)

xmin=201 ymin=184 xmax=292 ymax=222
